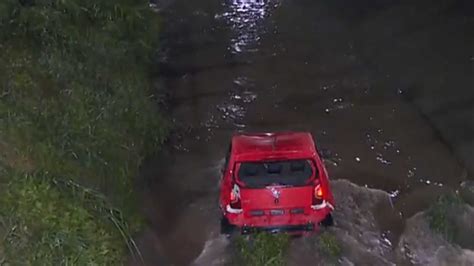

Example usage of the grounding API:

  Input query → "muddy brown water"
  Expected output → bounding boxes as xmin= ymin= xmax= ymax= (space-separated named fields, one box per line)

xmin=135 ymin=0 xmax=473 ymax=265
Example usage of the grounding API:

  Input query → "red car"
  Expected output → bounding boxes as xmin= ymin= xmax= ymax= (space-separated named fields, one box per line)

xmin=219 ymin=132 xmax=335 ymax=234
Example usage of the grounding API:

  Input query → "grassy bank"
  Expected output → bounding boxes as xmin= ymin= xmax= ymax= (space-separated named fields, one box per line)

xmin=0 ymin=0 xmax=166 ymax=264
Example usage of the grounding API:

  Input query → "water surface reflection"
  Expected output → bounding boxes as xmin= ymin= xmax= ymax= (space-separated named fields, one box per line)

xmin=217 ymin=0 xmax=279 ymax=54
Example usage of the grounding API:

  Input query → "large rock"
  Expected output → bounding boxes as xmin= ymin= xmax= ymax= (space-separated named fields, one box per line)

xmin=287 ymin=179 xmax=397 ymax=266
xmin=396 ymin=206 xmax=474 ymax=265
xmin=288 ymin=180 xmax=474 ymax=266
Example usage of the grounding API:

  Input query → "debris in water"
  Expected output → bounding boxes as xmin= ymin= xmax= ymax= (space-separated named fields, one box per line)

xmin=383 ymin=140 xmax=396 ymax=149
xmin=389 ymin=190 xmax=400 ymax=198
xmin=376 ymin=153 xmax=392 ymax=165
xmin=408 ymin=168 xmax=416 ymax=178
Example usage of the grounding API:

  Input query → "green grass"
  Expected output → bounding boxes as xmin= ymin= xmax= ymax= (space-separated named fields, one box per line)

xmin=317 ymin=231 xmax=342 ymax=260
xmin=0 ymin=172 xmax=126 ymax=265
xmin=0 ymin=0 xmax=167 ymax=264
xmin=235 ymin=233 xmax=290 ymax=266
xmin=426 ymin=194 xmax=464 ymax=242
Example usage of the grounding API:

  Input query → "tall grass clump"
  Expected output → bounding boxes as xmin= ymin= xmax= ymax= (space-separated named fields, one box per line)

xmin=235 ymin=233 xmax=290 ymax=266
xmin=426 ymin=193 xmax=464 ymax=242
xmin=317 ymin=231 xmax=342 ymax=262
xmin=0 ymin=0 xmax=167 ymax=263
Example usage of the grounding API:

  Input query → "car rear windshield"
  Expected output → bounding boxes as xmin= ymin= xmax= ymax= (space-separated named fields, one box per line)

xmin=237 ymin=160 xmax=315 ymax=188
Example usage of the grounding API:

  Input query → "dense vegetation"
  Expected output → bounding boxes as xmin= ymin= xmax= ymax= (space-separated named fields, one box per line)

xmin=0 ymin=0 xmax=166 ymax=264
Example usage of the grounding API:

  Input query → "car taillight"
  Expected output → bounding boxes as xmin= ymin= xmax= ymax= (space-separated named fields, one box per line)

xmin=230 ymin=184 xmax=241 ymax=209
xmin=230 ymin=190 xmax=237 ymax=202
xmin=312 ymin=184 xmax=324 ymax=205
xmin=315 ymin=185 xmax=323 ymax=198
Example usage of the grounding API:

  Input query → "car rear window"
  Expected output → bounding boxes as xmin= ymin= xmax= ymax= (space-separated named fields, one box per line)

xmin=237 ymin=160 xmax=315 ymax=188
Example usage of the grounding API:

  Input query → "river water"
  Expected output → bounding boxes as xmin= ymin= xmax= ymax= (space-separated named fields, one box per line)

xmin=135 ymin=0 xmax=474 ymax=265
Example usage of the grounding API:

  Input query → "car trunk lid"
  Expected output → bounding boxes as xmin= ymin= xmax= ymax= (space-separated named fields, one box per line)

xmin=240 ymin=185 xmax=313 ymax=214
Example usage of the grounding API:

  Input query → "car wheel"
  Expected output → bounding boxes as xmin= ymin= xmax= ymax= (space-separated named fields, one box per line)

xmin=320 ymin=213 xmax=334 ymax=227
xmin=220 ymin=216 xmax=236 ymax=236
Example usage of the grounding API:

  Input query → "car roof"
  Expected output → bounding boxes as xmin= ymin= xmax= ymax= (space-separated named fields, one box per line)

xmin=231 ymin=132 xmax=317 ymax=162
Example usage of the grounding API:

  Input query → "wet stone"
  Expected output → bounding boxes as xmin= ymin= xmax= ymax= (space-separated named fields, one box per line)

xmin=396 ymin=209 xmax=474 ymax=265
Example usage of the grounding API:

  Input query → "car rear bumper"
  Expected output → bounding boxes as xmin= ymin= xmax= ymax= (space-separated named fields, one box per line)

xmin=223 ymin=201 xmax=333 ymax=231
xmin=241 ymin=223 xmax=315 ymax=234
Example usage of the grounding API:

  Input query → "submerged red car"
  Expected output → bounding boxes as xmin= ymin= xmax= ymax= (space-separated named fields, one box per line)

xmin=219 ymin=132 xmax=335 ymax=234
